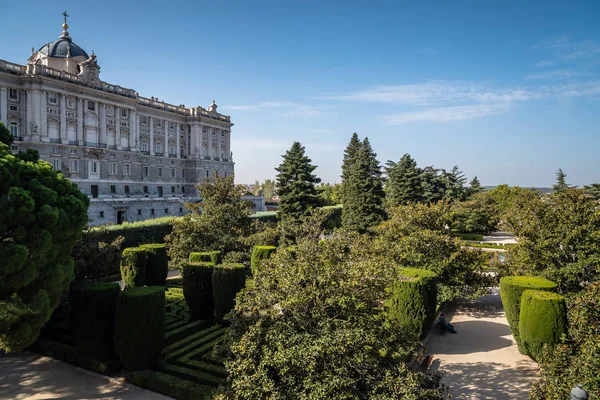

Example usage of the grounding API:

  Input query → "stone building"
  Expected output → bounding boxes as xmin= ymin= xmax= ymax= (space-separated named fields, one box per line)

xmin=0 ymin=13 xmax=244 ymax=225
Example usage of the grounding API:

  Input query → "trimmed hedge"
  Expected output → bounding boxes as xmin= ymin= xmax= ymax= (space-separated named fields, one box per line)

xmin=519 ymin=290 xmax=567 ymax=361
xmin=189 ymin=251 xmax=222 ymax=265
xmin=250 ymin=246 xmax=277 ymax=276
xmin=141 ymin=243 xmax=169 ymax=285
xmin=182 ymin=262 xmax=215 ymax=320
xmin=385 ymin=268 xmax=438 ymax=339
xmin=120 ymin=247 xmax=147 ymax=287
xmin=212 ymin=263 xmax=246 ymax=322
xmin=86 ymin=217 xmax=175 ymax=248
xmin=126 ymin=370 xmax=214 ymax=400
xmin=70 ymin=282 xmax=120 ymax=361
xmin=113 ymin=286 xmax=166 ymax=370
xmin=33 ymin=338 xmax=120 ymax=375
xmin=500 ymin=276 xmax=557 ymax=352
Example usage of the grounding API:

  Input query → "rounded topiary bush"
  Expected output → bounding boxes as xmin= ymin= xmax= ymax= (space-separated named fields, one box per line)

xmin=519 ymin=290 xmax=567 ymax=361
xmin=182 ymin=262 xmax=215 ymax=320
xmin=141 ymin=244 xmax=168 ymax=285
xmin=113 ymin=286 xmax=165 ymax=370
xmin=212 ymin=263 xmax=246 ymax=322
xmin=120 ymin=247 xmax=147 ymax=287
xmin=71 ymin=282 xmax=120 ymax=361
xmin=251 ymin=246 xmax=277 ymax=276
xmin=500 ymin=276 xmax=557 ymax=352
xmin=385 ymin=268 xmax=438 ymax=339
xmin=189 ymin=251 xmax=222 ymax=265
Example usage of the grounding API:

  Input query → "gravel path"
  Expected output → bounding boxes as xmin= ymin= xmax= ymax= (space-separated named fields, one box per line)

xmin=427 ymin=288 xmax=539 ymax=399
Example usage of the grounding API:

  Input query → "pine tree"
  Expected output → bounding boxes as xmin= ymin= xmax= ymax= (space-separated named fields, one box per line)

xmin=442 ymin=166 xmax=468 ymax=202
xmin=553 ymin=168 xmax=570 ymax=193
xmin=340 ymin=133 xmax=362 ymax=204
xmin=385 ymin=153 xmax=423 ymax=207
xmin=342 ymin=137 xmax=386 ymax=232
xmin=469 ymin=176 xmax=483 ymax=196
xmin=275 ymin=142 xmax=321 ymax=221
xmin=421 ymin=166 xmax=446 ymax=203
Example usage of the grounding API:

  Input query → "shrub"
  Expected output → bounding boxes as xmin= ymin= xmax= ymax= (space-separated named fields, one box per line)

xmin=71 ymin=230 xmax=125 ymax=282
xmin=141 ymin=244 xmax=168 ymax=285
xmin=212 ymin=264 xmax=246 ymax=322
xmin=249 ymin=211 xmax=278 ymax=224
xmin=250 ymin=246 xmax=276 ymax=276
xmin=88 ymin=217 xmax=174 ymax=248
xmin=189 ymin=251 xmax=222 ymax=265
xmin=385 ymin=268 xmax=438 ymax=339
xmin=127 ymin=370 xmax=215 ymax=400
xmin=120 ymin=247 xmax=147 ymax=287
xmin=499 ymin=276 xmax=557 ymax=352
xmin=182 ymin=262 xmax=215 ymax=320
xmin=0 ymin=126 xmax=89 ymax=352
xmin=518 ymin=290 xmax=567 ymax=361
xmin=70 ymin=282 xmax=120 ymax=361
xmin=113 ymin=286 xmax=165 ymax=370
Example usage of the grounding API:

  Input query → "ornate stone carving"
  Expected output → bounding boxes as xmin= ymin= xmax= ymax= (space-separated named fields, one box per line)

xmin=77 ymin=52 xmax=101 ymax=87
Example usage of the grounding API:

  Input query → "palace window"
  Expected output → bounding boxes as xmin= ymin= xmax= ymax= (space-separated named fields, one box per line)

xmin=123 ymin=163 xmax=130 ymax=175
xmin=180 ymin=125 xmax=184 ymax=132
xmin=202 ymin=127 xmax=207 ymax=133
xmin=9 ymin=122 xmax=18 ymax=137
xmin=169 ymin=144 xmax=175 ymax=155
xmin=181 ymin=169 xmax=186 ymax=178
xmin=171 ymin=168 xmax=175 ymax=178
xmin=156 ymin=120 xmax=162 ymax=128
xmin=90 ymin=161 xmax=98 ymax=173
xmin=99 ymin=211 xmax=104 ymax=218
xmin=48 ymin=93 xmax=58 ymax=105
xmin=69 ymin=159 xmax=79 ymax=173
xmin=121 ymin=108 xmax=128 ymax=118
xmin=109 ymin=162 xmax=117 ymax=175
xmin=124 ymin=185 xmax=130 ymax=194
xmin=156 ymin=141 xmax=163 ymax=154
xmin=9 ymin=105 xmax=18 ymax=111
xmin=144 ymin=186 xmax=149 ymax=194
xmin=206 ymin=170 xmax=209 ymax=178
xmin=141 ymin=140 xmax=148 ymax=152
xmin=137 ymin=209 xmax=142 ymax=215
xmin=158 ymin=167 xmax=162 ymax=177
xmin=151 ymin=208 xmax=155 ymax=215
xmin=9 ymin=89 xmax=18 ymax=100
xmin=143 ymin=166 xmax=149 ymax=177
xmin=141 ymin=116 xmax=147 ymax=125
xmin=164 ymin=208 xmax=169 ymax=214
xmin=51 ymin=159 xmax=60 ymax=170
xmin=169 ymin=122 xmax=175 ymax=130
xmin=87 ymin=101 xmax=96 ymax=111
xmin=110 ymin=185 xmax=116 ymax=194
xmin=171 ymin=186 xmax=175 ymax=193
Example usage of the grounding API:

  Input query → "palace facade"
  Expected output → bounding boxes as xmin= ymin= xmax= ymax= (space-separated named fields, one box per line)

xmin=0 ymin=15 xmax=249 ymax=226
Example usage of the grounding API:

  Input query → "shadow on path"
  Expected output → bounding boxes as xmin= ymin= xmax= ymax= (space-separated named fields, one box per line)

xmin=429 ymin=320 xmax=513 ymax=354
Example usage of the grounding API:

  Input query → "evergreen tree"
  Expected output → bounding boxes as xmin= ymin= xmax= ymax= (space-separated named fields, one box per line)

xmin=275 ymin=142 xmax=321 ymax=221
xmin=342 ymin=138 xmax=386 ymax=232
xmin=261 ymin=179 xmax=276 ymax=202
xmin=442 ymin=165 xmax=468 ymax=202
xmin=421 ymin=166 xmax=446 ymax=203
xmin=553 ymin=168 xmax=570 ymax=193
xmin=340 ymin=133 xmax=362 ymax=204
xmin=584 ymin=183 xmax=600 ymax=200
xmin=469 ymin=176 xmax=483 ymax=196
xmin=385 ymin=153 xmax=423 ymax=207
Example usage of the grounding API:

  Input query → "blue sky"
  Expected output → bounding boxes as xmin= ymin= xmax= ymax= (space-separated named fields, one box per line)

xmin=2 ymin=0 xmax=600 ymax=186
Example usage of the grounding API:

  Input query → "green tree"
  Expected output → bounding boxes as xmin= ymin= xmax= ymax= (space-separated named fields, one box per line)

xmin=421 ymin=166 xmax=446 ymax=203
xmin=468 ymin=176 xmax=483 ymax=196
xmin=219 ymin=224 xmax=445 ymax=399
xmin=342 ymin=137 xmax=386 ymax=232
xmin=385 ymin=153 xmax=423 ymax=207
xmin=261 ymin=179 xmax=276 ymax=202
xmin=441 ymin=166 xmax=468 ymax=202
xmin=553 ymin=168 xmax=570 ymax=193
xmin=253 ymin=180 xmax=261 ymax=196
xmin=166 ymin=176 xmax=253 ymax=265
xmin=0 ymin=122 xmax=89 ymax=352
xmin=340 ymin=133 xmax=362 ymax=204
xmin=275 ymin=142 xmax=321 ymax=222
xmin=583 ymin=183 xmax=600 ymax=200
xmin=316 ymin=182 xmax=335 ymax=206
xmin=451 ymin=192 xmax=499 ymax=234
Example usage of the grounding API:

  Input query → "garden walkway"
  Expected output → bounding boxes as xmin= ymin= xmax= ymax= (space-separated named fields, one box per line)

xmin=427 ymin=288 xmax=539 ymax=399
xmin=0 ymin=352 xmax=172 ymax=400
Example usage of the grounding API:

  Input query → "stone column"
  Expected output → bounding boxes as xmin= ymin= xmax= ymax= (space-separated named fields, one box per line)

xmin=149 ymin=116 xmax=154 ymax=155
xmin=76 ymin=98 xmax=83 ymax=145
xmin=60 ymin=94 xmax=67 ymax=143
xmin=176 ymin=123 xmax=180 ymax=158
xmin=190 ymin=124 xmax=201 ymax=158
xmin=99 ymin=103 xmax=106 ymax=146
xmin=134 ymin=113 xmax=140 ymax=151
xmin=0 ymin=87 xmax=7 ymax=124
xmin=39 ymin=91 xmax=47 ymax=140
xmin=26 ymin=90 xmax=33 ymax=137
xmin=217 ymin=129 xmax=222 ymax=161
xmin=129 ymin=109 xmax=136 ymax=150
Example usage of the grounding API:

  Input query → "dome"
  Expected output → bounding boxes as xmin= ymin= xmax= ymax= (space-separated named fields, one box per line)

xmin=38 ymin=36 xmax=89 ymax=59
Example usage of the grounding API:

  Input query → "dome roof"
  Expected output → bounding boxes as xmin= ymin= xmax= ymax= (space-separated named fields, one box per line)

xmin=38 ymin=36 xmax=89 ymax=59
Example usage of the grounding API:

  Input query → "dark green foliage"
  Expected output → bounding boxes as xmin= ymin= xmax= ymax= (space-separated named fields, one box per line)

xmin=385 ymin=268 xmax=438 ymax=339
xmin=113 ymin=286 xmax=166 ymax=370
xmin=71 ymin=229 xmax=125 ymax=282
xmin=341 ymin=136 xmax=386 ymax=232
xmin=275 ymin=141 xmax=321 ymax=222
xmin=468 ymin=176 xmax=483 ymax=195
xmin=83 ymin=217 xmax=174 ymax=248
xmin=321 ymin=205 xmax=343 ymax=231
xmin=0 ymin=133 xmax=89 ymax=352
xmin=499 ymin=276 xmax=557 ymax=352
xmin=519 ymin=290 xmax=567 ymax=361
xmin=441 ymin=166 xmax=468 ymax=202
xmin=385 ymin=153 xmax=424 ymax=207
xmin=248 ymin=212 xmax=278 ymax=224
xmin=71 ymin=282 xmax=120 ymax=361
xmin=189 ymin=251 xmax=222 ymax=265
xmin=120 ymin=247 xmax=147 ymax=287
xmin=340 ymin=132 xmax=362 ymax=204
xmin=0 ymin=121 xmax=13 ymax=146
xmin=250 ymin=246 xmax=276 ymax=276
xmin=126 ymin=370 xmax=214 ymax=400
xmin=553 ymin=168 xmax=570 ymax=193
xmin=583 ymin=183 xmax=600 ymax=200
xmin=182 ymin=262 xmax=215 ymax=320
xmin=141 ymin=244 xmax=168 ymax=285
xmin=451 ymin=192 xmax=499 ymax=234
xmin=34 ymin=338 xmax=120 ymax=375
xmin=212 ymin=263 xmax=246 ymax=322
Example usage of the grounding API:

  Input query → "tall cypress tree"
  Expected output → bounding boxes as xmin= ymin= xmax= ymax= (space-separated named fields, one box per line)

xmin=275 ymin=142 xmax=321 ymax=221
xmin=385 ymin=153 xmax=423 ymax=207
xmin=340 ymin=133 xmax=362 ymax=204
xmin=342 ymin=137 xmax=386 ymax=232
xmin=468 ymin=176 xmax=483 ymax=196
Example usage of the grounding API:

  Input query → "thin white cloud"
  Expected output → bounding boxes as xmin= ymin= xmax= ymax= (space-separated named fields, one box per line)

xmin=381 ymin=104 xmax=510 ymax=125
xmin=223 ymin=101 xmax=325 ymax=117
xmin=526 ymin=69 xmax=592 ymax=80
xmin=536 ymin=36 xmax=600 ymax=62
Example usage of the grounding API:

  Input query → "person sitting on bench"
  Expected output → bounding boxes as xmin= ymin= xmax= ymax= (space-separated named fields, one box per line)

xmin=438 ymin=312 xmax=457 ymax=333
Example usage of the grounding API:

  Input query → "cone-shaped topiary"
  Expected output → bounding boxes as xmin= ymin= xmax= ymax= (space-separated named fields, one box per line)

xmin=500 ymin=276 xmax=557 ymax=353
xmin=113 ymin=286 xmax=165 ymax=370
xmin=182 ymin=262 xmax=215 ymax=320
xmin=385 ymin=268 xmax=438 ymax=339
xmin=140 ymin=244 xmax=168 ymax=285
xmin=251 ymin=246 xmax=277 ymax=276
xmin=519 ymin=290 xmax=567 ymax=361
xmin=71 ymin=282 xmax=121 ymax=361
xmin=189 ymin=251 xmax=222 ymax=265
xmin=120 ymin=247 xmax=147 ymax=287
xmin=212 ymin=263 xmax=246 ymax=322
